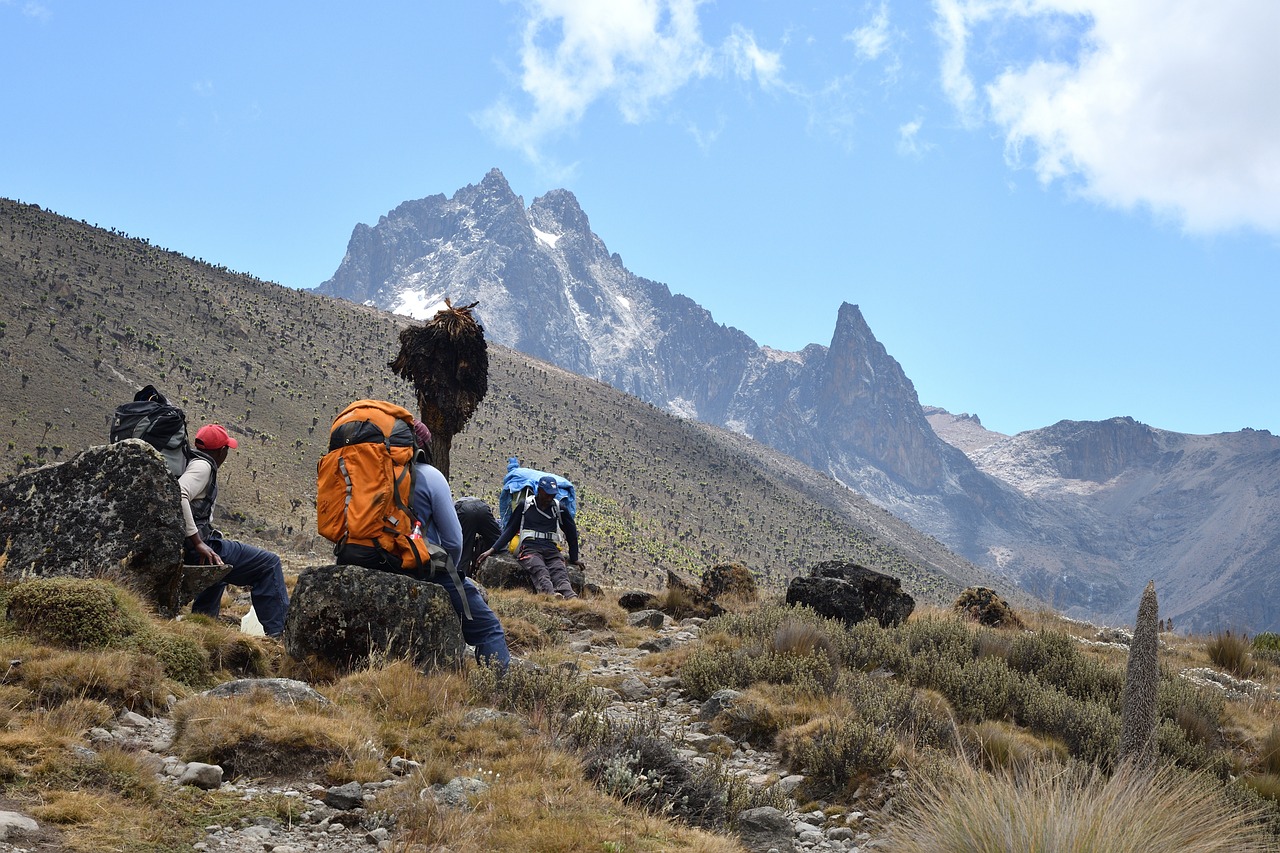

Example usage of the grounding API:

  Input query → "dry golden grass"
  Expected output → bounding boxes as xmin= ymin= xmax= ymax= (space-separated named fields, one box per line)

xmin=884 ymin=758 xmax=1274 ymax=852
xmin=171 ymin=689 xmax=382 ymax=783
xmin=962 ymin=720 xmax=1069 ymax=772
xmin=375 ymin=741 xmax=743 ymax=853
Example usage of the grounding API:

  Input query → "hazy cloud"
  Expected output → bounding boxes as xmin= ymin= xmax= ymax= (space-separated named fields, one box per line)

xmin=898 ymin=118 xmax=934 ymax=157
xmin=935 ymin=0 xmax=1280 ymax=234
xmin=21 ymin=1 xmax=51 ymax=21
xmin=847 ymin=2 xmax=890 ymax=61
xmin=481 ymin=0 xmax=781 ymax=159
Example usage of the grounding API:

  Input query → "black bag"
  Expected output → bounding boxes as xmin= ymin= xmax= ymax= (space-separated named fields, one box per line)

xmin=110 ymin=384 xmax=190 ymax=478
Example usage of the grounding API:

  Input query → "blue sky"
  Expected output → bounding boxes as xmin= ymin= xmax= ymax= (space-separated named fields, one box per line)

xmin=3 ymin=1 xmax=1277 ymax=437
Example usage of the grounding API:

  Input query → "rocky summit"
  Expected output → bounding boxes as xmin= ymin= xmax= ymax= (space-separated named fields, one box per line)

xmin=318 ymin=169 xmax=1280 ymax=632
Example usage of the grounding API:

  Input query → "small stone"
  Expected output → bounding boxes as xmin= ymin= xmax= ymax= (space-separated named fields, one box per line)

xmin=778 ymin=774 xmax=805 ymax=793
xmin=118 ymin=710 xmax=151 ymax=728
xmin=323 ymin=781 xmax=365 ymax=810
xmin=827 ymin=827 xmax=856 ymax=841
xmin=626 ymin=609 xmax=665 ymax=630
xmin=178 ymin=762 xmax=224 ymax=790
xmin=367 ymin=827 xmax=391 ymax=843
xmin=0 ymin=810 xmax=39 ymax=841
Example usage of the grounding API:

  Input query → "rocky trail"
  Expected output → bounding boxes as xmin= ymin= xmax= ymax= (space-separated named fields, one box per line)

xmin=0 ymin=608 xmax=891 ymax=853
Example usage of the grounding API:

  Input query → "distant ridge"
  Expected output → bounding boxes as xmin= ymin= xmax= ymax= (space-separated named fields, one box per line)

xmin=0 ymin=196 xmax=997 ymax=605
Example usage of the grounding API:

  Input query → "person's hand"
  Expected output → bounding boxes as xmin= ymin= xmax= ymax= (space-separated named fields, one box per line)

xmin=477 ymin=549 xmax=493 ymax=565
xmin=192 ymin=541 xmax=223 ymax=566
xmin=571 ymin=559 xmax=587 ymax=571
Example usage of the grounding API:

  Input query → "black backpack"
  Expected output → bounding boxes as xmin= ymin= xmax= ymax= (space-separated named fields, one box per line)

xmin=110 ymin=384 xmax=190 ymax=478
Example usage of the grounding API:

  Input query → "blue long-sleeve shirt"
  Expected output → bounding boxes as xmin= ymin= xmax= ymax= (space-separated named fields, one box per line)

xmin=410 ymin=462 xmax=463 ymax=570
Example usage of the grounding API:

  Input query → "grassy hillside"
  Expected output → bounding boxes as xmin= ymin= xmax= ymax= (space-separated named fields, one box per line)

xmin=0 ymin=197 xmax=996 ymax=603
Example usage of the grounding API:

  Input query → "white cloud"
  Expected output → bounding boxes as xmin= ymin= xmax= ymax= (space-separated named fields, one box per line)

xmin=847 ymin=2 xmax=890 ymax=61
xmin=480 ymin=0 xmax=781 ymax=158
xmin=22 ymin=1 xmax=51 ymax=21
xmin=898 ymin=118 xmax=934 ymax=157
xmin=935 ymin=0 xmax=1280 ymax=234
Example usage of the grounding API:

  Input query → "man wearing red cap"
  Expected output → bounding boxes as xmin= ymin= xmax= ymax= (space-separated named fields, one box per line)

xmin=180 ymin=423 xmax=289 ymax=637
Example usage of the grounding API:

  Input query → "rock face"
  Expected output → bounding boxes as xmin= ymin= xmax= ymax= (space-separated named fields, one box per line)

xmin=786 ymin=561 xmax=915 ymax=628
xmin=0 ymin=440 xmax=186 ymax=613
xmin=283 ymin=564 xmax=465 ymax=672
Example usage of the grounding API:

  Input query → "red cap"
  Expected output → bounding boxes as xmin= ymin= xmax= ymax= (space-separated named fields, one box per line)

xmin=195 ymin=424 xmax=238 ymax=450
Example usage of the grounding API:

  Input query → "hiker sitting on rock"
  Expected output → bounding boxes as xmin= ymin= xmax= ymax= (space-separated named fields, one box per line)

xmin=479 ymin=474 xmax=582 ymax=600
xmin=407 ymin=421 xmax=511 ymax=668
xmin=180 ymin=424 xmax=289 ymax=638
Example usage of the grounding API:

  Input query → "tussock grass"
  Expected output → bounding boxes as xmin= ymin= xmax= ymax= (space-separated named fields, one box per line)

xmin=1208 ymin=630 xmax=1256 ymax=678
xmin=884 ymin=759 xmax=1273 ymax=852
xmin=171 ymin=689 xmax=382 ymax=783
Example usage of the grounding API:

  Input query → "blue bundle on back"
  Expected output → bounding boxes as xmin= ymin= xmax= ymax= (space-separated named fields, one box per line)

xmin=499 ymin=456 xmax=577 ymax=523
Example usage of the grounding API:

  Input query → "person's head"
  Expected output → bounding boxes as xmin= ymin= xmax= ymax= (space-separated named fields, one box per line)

xmin=411 ymin=419 xmax=433 ymax=464
xmin=194 ymin=424 xmax=237 ymax=465
xmin=535 ymin=474 xmax=558 ymax=508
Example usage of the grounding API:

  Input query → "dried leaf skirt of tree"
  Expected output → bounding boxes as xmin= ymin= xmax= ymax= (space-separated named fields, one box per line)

xmin=389 ymin=300 xmax=489 ymax=479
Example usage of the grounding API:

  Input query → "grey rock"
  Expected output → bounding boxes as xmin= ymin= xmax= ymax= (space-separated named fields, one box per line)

xmin=699 ymin=689 xmax=744 ymax=722
xmin=616 ymin=675 xmax=650 ymax=701
xmin=638 ymin=636 xmax=675 ymax=652
xmin=284 ymin=564 xmax=465 ymax=673
xmin=179 ymin=762 xmax=224 ymax=790
xmin=0 ymin=440 xmax=187 ymax=613
xmin=0 ymin=811 xmax=38 ymax=841
xmin=626 ymin=609 xmax=665 ymax=630
xmin=323 ymin=781 xmax=365 ymax=810
xmin=736 ymin=806 xmax=795 ymax=853
xmin=430 ymin=776 xmax=491 ymax=809
xmin=205 ymin=678 xmax=330 ymax=706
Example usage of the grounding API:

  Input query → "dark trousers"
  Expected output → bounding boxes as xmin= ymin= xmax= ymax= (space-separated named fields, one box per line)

xmin=190 ymin=538 xmax=290 ymax=636
xmin=517 ymin=542 xmax=576 ymax=598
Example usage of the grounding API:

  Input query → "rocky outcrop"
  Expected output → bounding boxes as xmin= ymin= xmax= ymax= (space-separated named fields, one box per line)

xmin=786 ymin=561 xmax=915 ymax=628
xmin=953 ymin=586 xmax=1025 ymax=629
xmin=473 ymin=551 xmax=587 ymax=596
xmin=0 ymin=440 xmax=186 ymax=613
xmin=283 ymin=564 xmax=464 ymax=673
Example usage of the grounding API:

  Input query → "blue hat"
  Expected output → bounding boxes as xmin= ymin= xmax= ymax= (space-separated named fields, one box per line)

xmin=537 ymin=475 xmax=559 ymax=495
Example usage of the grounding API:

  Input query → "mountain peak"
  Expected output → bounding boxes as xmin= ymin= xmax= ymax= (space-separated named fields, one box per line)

xmin=531 ymin=188 xmax=591 ymax=236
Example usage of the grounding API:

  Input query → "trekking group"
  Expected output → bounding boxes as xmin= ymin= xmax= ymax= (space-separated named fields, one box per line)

xmin=114 ymin=389 xmax=584 ymax=669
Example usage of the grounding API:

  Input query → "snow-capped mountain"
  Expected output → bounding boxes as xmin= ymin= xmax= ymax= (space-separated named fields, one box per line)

xmin=318 ymin=169 xmax=1280 ymax=632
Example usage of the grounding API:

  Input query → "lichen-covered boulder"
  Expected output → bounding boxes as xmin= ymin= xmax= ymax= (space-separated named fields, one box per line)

xmin=665 ymin=569 xmax=724 ymax=618
xmin=0 ymin=440 xmax=185 ymax=613
xmin=283 ymin=564 xmax=465 ymax=673
xmin=953 ymin=586 xmax=1025 ymax=629
xmin=786 ymin=561 xmax=915 ymax=628
xmin=701 ymin=562 xmax=758 ymax=602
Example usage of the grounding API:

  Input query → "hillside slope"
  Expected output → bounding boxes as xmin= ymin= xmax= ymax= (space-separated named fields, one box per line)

xmin=0 ymin=198 xmax=998 ymax=604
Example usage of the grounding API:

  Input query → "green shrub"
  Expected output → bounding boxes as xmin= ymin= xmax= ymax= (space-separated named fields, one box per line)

xmin=127 ymin=630 xmax=211 ymax=687
xmin=1008 ymin=630 xmax=1123 ymax=707
xmin=1017 ymin=686 xmax=1120 ymax=766
xmin=1251 ymin=633 xmax=1280 ymax=652
xmin=777 ymin=716 xmax=896 ymax=797
xmin=5 ymin=578 xmax=146 ymax=648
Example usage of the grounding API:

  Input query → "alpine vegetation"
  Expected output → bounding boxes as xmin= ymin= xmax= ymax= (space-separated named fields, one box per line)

xmin=1120 ymin=580 xmax=1160 ymax=766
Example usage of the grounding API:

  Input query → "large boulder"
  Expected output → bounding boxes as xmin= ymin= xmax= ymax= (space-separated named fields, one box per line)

xmin=665 ymin=569 xmax=724 ymax=618
xmin=283 ymin=564 xmax=465 ymax=672
xmin=474 ymin=551 xmax=586 ymax=596
xmin=786 ymin=561 xmax=915 ymax=628
xmin=953 ymin=586 xmax=1025 ymax=629
xmin=0 ymin=440 xmax=186 ymax=614
xmin=701 ymin=562 xmax=758 ymax=602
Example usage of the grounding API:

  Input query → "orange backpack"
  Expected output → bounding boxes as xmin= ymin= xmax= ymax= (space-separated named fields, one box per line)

xmin=316 ymin=400 xmax=427 ymax=571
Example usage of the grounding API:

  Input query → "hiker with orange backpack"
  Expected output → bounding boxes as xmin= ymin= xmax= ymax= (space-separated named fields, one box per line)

xmin=317 ymin=401 xmax=509 ymax=667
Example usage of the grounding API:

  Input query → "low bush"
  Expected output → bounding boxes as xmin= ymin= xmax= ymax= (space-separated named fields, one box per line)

xmin=775 ymin=715 xmax=896 ymax=797
xmin=6 ymin=578 xmax=147 ymax=648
